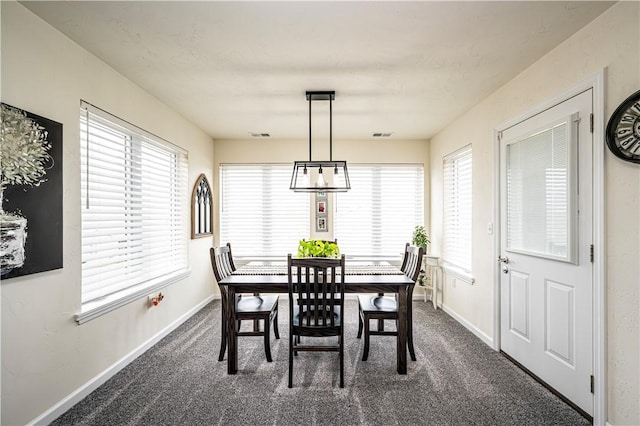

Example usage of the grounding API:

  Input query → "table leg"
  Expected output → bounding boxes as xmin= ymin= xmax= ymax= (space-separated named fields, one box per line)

xmin=432 ymin=266 xmax=438 ymax=310
xmin=397 ymin=286 xmax=408 ymax=374
xmin=227 ymin=286 xmax=238 ymax=374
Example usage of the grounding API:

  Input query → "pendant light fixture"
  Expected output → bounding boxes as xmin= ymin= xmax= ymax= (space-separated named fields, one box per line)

xmin=290 ymin=91 xmax=350 ymax=192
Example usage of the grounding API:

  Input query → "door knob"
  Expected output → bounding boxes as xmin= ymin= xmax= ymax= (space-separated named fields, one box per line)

xmin=497 ymin=256 xmax=509 ymax=264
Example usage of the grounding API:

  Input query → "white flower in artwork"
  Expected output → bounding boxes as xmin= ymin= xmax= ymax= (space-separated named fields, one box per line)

xmin=0 ymin=103 xmax=53 ymax=275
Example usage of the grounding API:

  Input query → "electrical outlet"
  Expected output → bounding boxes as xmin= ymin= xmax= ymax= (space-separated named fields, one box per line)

xmin=147 ymin=292 xmax=164 ymax=307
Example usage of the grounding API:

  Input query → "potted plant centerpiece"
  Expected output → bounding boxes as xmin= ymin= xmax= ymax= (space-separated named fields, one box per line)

xmin=297 ymin=239 xmax=340 ymax=258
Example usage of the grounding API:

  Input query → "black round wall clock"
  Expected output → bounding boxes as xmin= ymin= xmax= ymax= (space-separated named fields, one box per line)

xmin=606 ymin=89 xmax=640 ymax=164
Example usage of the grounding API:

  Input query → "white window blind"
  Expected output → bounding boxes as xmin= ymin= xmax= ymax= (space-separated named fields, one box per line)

xmin=220 ymin=164 xmax=310 ymax=257
xmin=506 ymin=120 xmax=573 ymax=261
xmin=80 ymin=102 xmax=188 ymax=304
xmin=334 ymin=164 xmax=424 ymax=257
xmin=443 ymin=145 xmax=472 ymax=271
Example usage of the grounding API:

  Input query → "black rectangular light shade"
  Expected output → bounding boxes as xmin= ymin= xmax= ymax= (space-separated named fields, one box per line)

xmin=290 ymin=161 xmax=351 ymax=192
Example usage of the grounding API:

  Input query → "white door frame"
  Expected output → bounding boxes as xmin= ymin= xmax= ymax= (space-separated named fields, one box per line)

xmin=492 ymin=70 xmax=606 ymax=425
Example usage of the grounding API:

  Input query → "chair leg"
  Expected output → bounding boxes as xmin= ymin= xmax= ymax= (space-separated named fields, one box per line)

xmin=273 ymin=309 xmax=280 ymax=339
xmin=218 ymin=304 xmax=227 ymax=361
xmin=377 ymin=293 xmax=385 ymax=331
xmin=339 ymin=335 xmax=344 ymax=388
xmin=357 ymin=309 xmax=363 ymax=338
xmin=362 ymin=316 xmax=370 ymax=361
xmin=288 ymin=333 xmax=294 ymax=388
xmin=407 ymin=301 xmax=416 ymax=361
xmin=253 ymin=293 xmax=261 ymax=332
xmin=264 ymin=317 xmax=273 ymax=362
xmin=408 ymin=332 xmax=416 ymax=361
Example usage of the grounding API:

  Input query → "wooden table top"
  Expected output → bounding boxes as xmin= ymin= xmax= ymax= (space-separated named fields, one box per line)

xmin=219 ymin=261 xmax=414 ymax=292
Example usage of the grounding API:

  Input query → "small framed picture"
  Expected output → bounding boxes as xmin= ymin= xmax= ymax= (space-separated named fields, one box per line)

xmin=316 ymin=191 xmax=327 ymax=200
xmin=316 ymin=201 xmax=326 ymax=214
xmin=316 ymin=216 xmax=328 ymax=232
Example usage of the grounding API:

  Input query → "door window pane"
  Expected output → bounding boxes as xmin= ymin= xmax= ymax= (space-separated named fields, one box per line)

xmin=506 ymin=118 xmax=576 ymax=262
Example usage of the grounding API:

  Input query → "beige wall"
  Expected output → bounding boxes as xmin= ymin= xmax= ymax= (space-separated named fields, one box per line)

xmin=429 ymin=3 xmax=640 ymax=424
xmin=214 ymin=137 xmax=430 ymax=245
xmin=3 ymin=1 xmax=637 ymax=424
xmin=1 ymin=3 xmax=216 ymax=425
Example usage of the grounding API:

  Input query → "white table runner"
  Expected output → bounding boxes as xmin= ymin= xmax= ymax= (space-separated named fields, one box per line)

xmin=234 ymin=262 xmax=404 ymax=276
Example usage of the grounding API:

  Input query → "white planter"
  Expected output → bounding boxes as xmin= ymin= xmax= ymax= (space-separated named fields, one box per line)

xmin=0 ymin=215 xmax=27 ymax=275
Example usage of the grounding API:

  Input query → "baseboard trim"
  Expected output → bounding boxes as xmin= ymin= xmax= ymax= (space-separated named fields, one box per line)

xmin=501 ymin=350 xmax=592 ymax=422
xmin=441 ymin=303 xmax=494 ymax=348
xmin=28 ymin=295 xmax=217 ymax=426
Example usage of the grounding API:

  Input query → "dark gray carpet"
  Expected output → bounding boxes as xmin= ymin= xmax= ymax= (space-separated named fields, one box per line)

xmin=51 ymin=299 xmax=589 ymax=425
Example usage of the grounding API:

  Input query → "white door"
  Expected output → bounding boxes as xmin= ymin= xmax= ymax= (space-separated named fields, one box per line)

xmin=499 ymin=89 xmax=593 ymax=415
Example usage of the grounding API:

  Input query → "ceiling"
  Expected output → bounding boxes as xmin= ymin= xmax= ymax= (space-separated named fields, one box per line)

xmin=22 ymin=1 xmax=614 ymax=141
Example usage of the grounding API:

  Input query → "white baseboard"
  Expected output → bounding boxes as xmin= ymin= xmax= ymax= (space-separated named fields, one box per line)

xmin=441 ymin=303 xmax=494 ymax=348
xmin=28 ymin=295 xmax=217 ymax=426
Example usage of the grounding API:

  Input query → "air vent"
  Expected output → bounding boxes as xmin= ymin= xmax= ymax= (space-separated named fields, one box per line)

xmin=372 ymin=132 xmax=394 ymax=138
xmin=250 ymin=132 xmax=271 ymax=138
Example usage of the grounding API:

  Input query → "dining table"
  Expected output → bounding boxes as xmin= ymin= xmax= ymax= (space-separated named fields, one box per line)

xmin=218 ymin=260 xmax=415 ymax=375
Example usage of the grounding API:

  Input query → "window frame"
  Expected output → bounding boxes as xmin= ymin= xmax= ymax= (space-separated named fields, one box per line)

xmin=76 ymin=101 xmax=190 ymax=324
xmin=442 ymin=145 xmax=473 ymax=279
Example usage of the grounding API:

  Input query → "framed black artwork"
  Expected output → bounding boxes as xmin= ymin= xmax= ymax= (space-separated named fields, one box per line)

xmin=1 ymin=103 xmax=63 ymax=279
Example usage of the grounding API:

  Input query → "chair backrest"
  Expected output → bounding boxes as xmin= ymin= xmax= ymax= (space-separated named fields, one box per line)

xmin=210 ymin=243 xmax=236 ymax=282
xmin=287 ymin=254 xmax=346 ymax=329
xmin=400 ymin=243 xmax=424 ymax=283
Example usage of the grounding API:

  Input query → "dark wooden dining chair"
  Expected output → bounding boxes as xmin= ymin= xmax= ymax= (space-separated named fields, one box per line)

xmin=357 ymin=243 xmax=423 ymax=361
xmin=210 ymin=244 xmax=279 ymax=362
xmin=287 ymin=254 xmax=346 ymax=388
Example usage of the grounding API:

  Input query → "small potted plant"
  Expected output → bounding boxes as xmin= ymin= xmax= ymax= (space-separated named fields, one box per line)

xmin=417 ymin=269 xmax=427 ymax=286
xmin=412 ymin=225 xmax=430 ymax=252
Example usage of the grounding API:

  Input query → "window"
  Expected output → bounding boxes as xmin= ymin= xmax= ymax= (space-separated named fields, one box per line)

xmin=220 ymin=164 xmax=310 ymax=257
xmin=80 ymin=102 xmax=188 ymax=308
xmin=506 ymin=119 xmax=575 ymax=262
xmin=443 ymin=145 xmax=472 ymax=272
xmin=334 ymin=164 xmax=424 ymax=258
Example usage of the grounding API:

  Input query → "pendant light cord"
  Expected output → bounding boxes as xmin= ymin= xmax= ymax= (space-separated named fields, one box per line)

xmin=309 ymin=95 xmax=312 ymax=161
xmin=306 ymin=91 xmax=335 ymax=162
xmin=330 ymin=96 xmax=333 ymax=162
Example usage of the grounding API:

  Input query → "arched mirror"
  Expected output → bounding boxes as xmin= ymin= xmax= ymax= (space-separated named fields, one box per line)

xmin=191 ymin=173 xmax=213 ymax=239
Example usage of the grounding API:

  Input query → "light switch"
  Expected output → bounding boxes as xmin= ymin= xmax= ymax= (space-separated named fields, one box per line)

xmin=487 ymin=222 xmax=493 ymax=235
